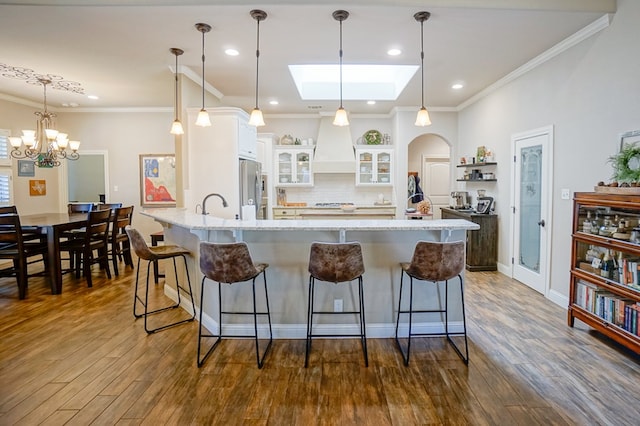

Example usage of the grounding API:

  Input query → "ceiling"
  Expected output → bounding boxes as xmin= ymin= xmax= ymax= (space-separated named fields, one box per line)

xmin=0 ymin=0 xmax=615 ymax=116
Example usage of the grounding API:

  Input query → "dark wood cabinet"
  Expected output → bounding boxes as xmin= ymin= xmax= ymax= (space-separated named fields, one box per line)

xmin=441 ymin=208 xmax=497 ymax=271
xmin=569 ymin=192 xmax=640 ymax=353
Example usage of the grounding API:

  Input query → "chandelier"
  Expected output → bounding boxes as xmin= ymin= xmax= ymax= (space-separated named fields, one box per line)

xmin=9 ymin=77 xmax=80 ymax=167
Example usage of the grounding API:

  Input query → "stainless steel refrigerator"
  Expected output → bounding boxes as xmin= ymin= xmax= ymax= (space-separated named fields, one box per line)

xmin=239 ymin=159 xmax=263 ymax=219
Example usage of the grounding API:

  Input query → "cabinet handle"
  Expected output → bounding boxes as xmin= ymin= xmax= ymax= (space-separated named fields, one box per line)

xmin=538 ymin=219 xmax=546 ymax=227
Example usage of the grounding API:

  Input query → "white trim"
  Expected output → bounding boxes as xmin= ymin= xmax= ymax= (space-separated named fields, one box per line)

xmin=510 ymin=125 xmax=554 ymax=298
xmin=164 ymin=285 xmax=465 ymax=339
xmin=458 ymin=14 xmax=611 ymax=110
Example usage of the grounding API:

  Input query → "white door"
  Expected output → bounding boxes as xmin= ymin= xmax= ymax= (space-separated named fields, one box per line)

xmin=422 ymin=157 xmax=450 ymax=219
xmin=511 ymin=126 xmax=553 ymax=295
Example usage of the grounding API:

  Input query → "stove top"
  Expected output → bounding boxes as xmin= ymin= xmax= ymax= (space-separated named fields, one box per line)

xmin=314 ymin=202 xmax=354 ymax=207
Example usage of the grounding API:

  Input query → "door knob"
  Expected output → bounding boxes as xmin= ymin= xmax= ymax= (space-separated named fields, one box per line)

xmin=538 ymin=219 xmax=546 ymax=227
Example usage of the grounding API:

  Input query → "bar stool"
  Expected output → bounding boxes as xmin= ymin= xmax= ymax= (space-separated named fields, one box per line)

xmin=125 ymin=226 xmax=195 ymax=334
xmin=306 ymin=241 xmax=368 ymax=367
xmin=150 ymin=231 xmax=165 ymax=283
xmin=197 ymin=241 xmax=272 ymax=368
xmin=395 ymin=240 xmax=469 ymax=365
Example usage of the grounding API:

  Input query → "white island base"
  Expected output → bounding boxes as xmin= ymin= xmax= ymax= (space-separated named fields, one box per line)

xmin=141 ymin=209 xmax=479 ymax=339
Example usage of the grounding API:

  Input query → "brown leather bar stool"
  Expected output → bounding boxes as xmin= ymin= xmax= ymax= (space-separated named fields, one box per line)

xmin=125 ymin=226 xmax=195 ymax=334
xmin=197 ymin=241 xmax=272 ymax=368
xmin=395 ymin=240 xmax=469 ymax=365
xmin=305 ymin=241 xmax=368 ymax=367
xmin=150 ymin=231 xmax=165 ymax=283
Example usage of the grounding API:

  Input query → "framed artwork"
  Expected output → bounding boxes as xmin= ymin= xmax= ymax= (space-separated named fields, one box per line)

xmin=18 ymin=160 xmax=35 ymax=177
xmin=139 ymin=154 xmax=176 ymax=207
xmin=29 ymin=179 xmax=46 ymax=196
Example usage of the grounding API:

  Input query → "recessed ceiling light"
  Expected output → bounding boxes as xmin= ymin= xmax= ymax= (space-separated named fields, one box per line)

xmin=87 ymin=95 xmax=99 ymax=100
xmin=367 ymin=100 xmax=376 ymax=105
xmin=225 ymin=48 xmax=239 ymax=56
xmin=451 ymin=83 xmax=464 ymax=90
xmin=269 ymin=100 xmax=279 ymax=105
xmin=387 ymin=49 xmax=401 ymax=56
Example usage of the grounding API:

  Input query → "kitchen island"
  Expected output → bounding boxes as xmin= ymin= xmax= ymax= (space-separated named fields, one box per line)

xmin=141 ymin=208 xmax=479 ymax=338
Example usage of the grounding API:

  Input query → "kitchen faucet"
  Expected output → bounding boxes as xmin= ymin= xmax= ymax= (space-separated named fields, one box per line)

xmin=201 ymin=193 xmax=228 ymax=215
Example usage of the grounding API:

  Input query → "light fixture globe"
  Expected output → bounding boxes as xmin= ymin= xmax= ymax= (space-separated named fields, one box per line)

xmin=414 ymin=11 xmax=432 ymax=127
xmin=332 ymin=10 xmax=349 ymax=127
xmin=195 ymin=23 xmax=212 ymax=127
xmin=169 ymin=47 xmax=185 ymax=135
xmin=249 ymin=9 xmax=267 ymax=127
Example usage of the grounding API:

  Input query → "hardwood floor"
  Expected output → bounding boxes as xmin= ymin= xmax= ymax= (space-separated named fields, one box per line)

xmin=1 ymin=260 xmax=638 ymax=425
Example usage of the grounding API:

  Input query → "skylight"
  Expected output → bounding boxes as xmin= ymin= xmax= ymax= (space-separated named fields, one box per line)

xmin=288 ymin=64 xmax=418 ymax=101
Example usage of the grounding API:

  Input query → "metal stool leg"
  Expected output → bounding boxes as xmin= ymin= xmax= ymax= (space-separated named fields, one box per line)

xmin=197 ymin=276 xmax=222 ymax=367
xmin=444 ymin=275 xmax=469 ymax=364
xmin=252 ymin=272 xmax=273 ymax=369
xmin=138 ymin=257 xmax=195 ymax=334
xmin=304 ymin=275 xmax=315 ymax=368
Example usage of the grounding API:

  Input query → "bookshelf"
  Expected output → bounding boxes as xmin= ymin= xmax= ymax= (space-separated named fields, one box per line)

xmin=569 ymin=192 xmax=640 ymax=353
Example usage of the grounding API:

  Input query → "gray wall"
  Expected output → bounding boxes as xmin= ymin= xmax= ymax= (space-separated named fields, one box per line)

xmin=457 ymin=0 xmax=640 ymax=301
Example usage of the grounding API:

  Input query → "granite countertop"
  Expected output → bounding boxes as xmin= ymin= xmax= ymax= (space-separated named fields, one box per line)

xmin=142 ymin=208 xmax=479 ymax=232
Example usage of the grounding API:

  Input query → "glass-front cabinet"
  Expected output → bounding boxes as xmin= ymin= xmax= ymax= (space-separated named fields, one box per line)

xmin=569 ymin=192 xmax=640 ymax=353
xmin=356 ymin=148 xmax=393 ymax=186
xmin=275 ymin=147 xmax=313 ymax=187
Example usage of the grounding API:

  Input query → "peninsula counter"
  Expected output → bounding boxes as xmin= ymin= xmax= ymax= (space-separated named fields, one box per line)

xmin=141 ymin=209 xmax=479 ymax=338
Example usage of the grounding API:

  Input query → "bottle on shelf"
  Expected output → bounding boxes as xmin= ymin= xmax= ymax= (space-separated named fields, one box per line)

xmin=600 ymin=250 xmax=612 ymax=279
xmin=582 ymin=211 xmax=592 ymax=233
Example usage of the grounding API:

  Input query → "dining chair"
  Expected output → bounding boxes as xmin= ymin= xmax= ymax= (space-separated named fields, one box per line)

xmin=59 ymin=208 xmax=112 ymax=287
xmin=0 ymin=214 xmax=49 ymax=299
xmin=109 ymin=206 xmax=134 ymax=276
xmin=0 ymin=205 xmax=43 ymax=242
xmin=68 ymin=203 xmax=94 ymax=214
xmin=95 ymin=203 xmax=123 ymax=212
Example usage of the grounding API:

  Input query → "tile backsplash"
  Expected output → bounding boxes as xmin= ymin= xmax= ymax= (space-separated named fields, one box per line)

xmin=277 ymin=174 xmax=395 ymax=206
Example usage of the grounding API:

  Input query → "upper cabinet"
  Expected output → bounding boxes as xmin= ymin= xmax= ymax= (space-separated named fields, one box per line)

xmin=356 ymin=147 xmax=393 ymax=186
xmin=238 ymin=119 xmax=257 ymax=160
xmin=275 ymin=147 xmax=314 ymax=187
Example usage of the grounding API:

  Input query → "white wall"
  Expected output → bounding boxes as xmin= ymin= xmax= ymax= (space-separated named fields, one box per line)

xmin=457 ymin=0 xmax=640 ymax=299
xmin=59 ymin=111 xmax=177 ymax=237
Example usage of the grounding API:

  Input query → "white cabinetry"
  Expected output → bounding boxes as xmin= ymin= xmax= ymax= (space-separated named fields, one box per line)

xmin=238 ymin=119 xmax=257 ymax=160
xmin=186 ymin=107 xmax=255 ymax=218
xmin=356 ymin=147 xmax=393 ymax=186
xmin=275 ymin=147 xmax=314 ymax=187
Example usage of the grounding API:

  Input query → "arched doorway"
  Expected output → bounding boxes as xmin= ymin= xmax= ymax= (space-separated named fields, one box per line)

xmin=408 ymin=134 xmax=451 ymax=219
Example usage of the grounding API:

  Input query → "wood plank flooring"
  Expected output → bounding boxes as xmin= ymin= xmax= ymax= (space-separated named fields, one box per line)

xmin=1 ymin=260 xmax=639 ymax=425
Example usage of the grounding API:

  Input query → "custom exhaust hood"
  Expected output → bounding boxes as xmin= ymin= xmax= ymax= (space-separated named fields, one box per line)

xmin=312 ymin=116 xmax=356 ymax=173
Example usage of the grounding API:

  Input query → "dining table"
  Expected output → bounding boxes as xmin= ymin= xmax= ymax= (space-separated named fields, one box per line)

xmin=20 ymin=212 xmax=88 ymax=295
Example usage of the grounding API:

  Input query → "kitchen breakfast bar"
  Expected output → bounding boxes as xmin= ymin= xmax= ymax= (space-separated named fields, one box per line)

xmin=141 ymin=209 xmax=479 ymax=338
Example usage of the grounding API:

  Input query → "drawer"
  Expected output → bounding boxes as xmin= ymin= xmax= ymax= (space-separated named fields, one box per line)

xmin=273 ymin=208 xmax=298 ymax=216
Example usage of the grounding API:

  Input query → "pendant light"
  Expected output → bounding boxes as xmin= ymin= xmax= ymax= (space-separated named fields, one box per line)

xmin=169 ymin=47 xmax=185 ymax=135
xmin=248 ymin=9 xmax=267 ymax=127
xmin=414 ymin=11 xmax=432 ymax=127
xmin=332 ymin=10 xmax=349 ymax=127
xmin=195 ymin=23 xmax=212 ymax=127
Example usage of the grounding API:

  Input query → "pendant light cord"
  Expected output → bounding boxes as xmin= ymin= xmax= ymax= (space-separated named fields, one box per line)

xmin=255 ymin=18 xmax=261 ymax=109
xmin=338 ymin=18 xmax=344 ymax=109
xmin=201 ymin=29 xmax=205 ymax=110
xmin=420 ymin=19 xmax=425 ymax=108
xmin=174 ymin=53 xmax=179 ymax=121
